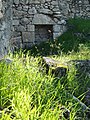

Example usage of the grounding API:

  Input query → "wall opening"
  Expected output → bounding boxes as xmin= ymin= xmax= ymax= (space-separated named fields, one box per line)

xmin=35 ymin=25 xmax=53 ymax=44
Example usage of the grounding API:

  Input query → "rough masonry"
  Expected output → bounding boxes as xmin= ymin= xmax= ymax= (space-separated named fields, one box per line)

xmin=0 ymin=0 xmax=12 ymax=57
xmin=0 ymin=0 xmax=90 ymax=56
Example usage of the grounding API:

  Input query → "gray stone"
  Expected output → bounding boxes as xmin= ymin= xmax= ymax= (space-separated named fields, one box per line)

xmin=27 ymin=25 xmax=35 ymax=32
xmin=0 ymin=0 xmax=12 ymax=56
xmin=15 ymin=25 xmax=26 ymax=32
xmin=22 ymin=32 xmax=35 ymax=43
xmin=13 ymin=9 xmax=23 ymax=18
xmin=51 ymin=1 xmax=58 ymax=6
xmin=53 ymin=25 xmax=61 ymax=32
xmin=13 ymin=0 xmax=19 ymax=5
xmin=20 ymin=18 xmax=30 ymax=25
xmin=12 ymin=20 xmax=19 ymax=25
xmin=28 ymin=7 xmax=37 ymax=14
xmin=38 ymin=9 xmax=53 ymax=15
xmin=28 ymin=9 xmax=34 ymax=15
xmin=41 ymin=57 xmax=67 ymax=77
xmin=16 ymin=5 xmax=22 ymax=11
xmin=0 ymin=22 xmax=6 ymax=31
xmin=22 ymin=6 xmax=28 ymax=12
xmin=19 ymin=0 xmax=26 ymax=4
xmin=32 ymin=14 xmax=55 ymax=24
xmin=60 ymin=20 xmax=67 ymax=25
xmin=28 ymin=0 xmax=40 ymax=4
xmin=0 ymin=12 xmax=3 ymax=18
xmin=12 ymin=32 xmax=21 ymax=37
xmin=0 ymin=0 xmax=2 ymax=9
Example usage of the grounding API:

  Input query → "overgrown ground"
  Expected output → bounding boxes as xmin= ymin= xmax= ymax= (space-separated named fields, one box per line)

xmin=0 ymin=18 xmax=90 ymax=120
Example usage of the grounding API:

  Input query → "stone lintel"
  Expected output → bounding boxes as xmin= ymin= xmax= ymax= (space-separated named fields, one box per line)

xmin=32 ymin=14 xmax=55 ymax=25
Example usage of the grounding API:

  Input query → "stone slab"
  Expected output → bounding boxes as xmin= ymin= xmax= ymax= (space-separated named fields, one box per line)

xmin=22 ymin=32 xmax=35 ymax=43
xmin=53 ymin=25 xmax=61 ymax=32
xmin=27 ymin=25 xmax=35 ymax=32
xmin=32 ymin=14 xmax=55 ymax=25
xmin=12 ymin=20 xmax=19 ymax=25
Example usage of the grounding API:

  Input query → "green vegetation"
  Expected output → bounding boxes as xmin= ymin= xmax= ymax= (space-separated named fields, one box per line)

xmin=0 ymin=18 xmax=90 ymax=120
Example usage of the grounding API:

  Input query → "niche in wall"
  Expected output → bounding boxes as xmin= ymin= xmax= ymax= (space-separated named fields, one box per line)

xmin=35 ymin=25 xmax=53 ymax=44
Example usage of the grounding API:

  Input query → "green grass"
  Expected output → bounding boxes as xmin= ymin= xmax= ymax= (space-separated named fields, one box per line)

xmin=0 ymin=18 xmax=90 ymax=120
xmin=0 ymin=54 xmax=72 ymax=120
xmin=0 ymin=52 xmax=88 ymax=120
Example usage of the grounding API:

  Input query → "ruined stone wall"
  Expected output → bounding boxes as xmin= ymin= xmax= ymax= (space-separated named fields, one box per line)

xmin=12 ymin=0 xmax=66 ymax=49
xmin=58 ymin=0 xmax=90 ymax=19
xmin=0 ymin=0 xmax=90 ymax=54
xmin=0 ymin=0 xmax=12 ymax=58
xmin=11 ymin=0 xmax=90 ymax=50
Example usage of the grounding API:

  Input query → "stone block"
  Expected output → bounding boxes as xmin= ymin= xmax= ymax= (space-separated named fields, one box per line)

xmin=12 ymin=32 xmax=21 ymax=37
xmin=38 ymin=9 xmax=53 ymax=15
xmin=19 ymin=0 xmax=26 ymax=4
xmin=32 ymin=14 xmax=55 ymax=25
xmin=0 ymin=22 xmax=6 ymax=30
xmin=22 ymin=32 xmax=35 ymax=43
xmin=20 ymin=18 xmax=30 ymax=25
xmin=13 ymin=9 xmax=23 ymax=18
xmin=28 ymin=0 xmax=40 ymax=4
xmin=27 ymin=25 xmax=35 ymax=32
xmin=12 ymin=20 xmax=19 ymax=25
xmin=14 ymin=25 xmax=26 ymax=32
xmin=41 ymin=57 xmax=68 ymax=77
xmin=22 ymin=5 xmax=28 ymax=12
xmin=13 ymin=0 xmax=19 ymax=5
xmin=28 ymin=8 xmax=37 ymax=15
xmin=51 ymin=1 xmax=58 ymax=6
xmin=53 ymin=25 xmax=61 ymax=32
xmin=16 ymin=5 xmax=22 ymax=11
xmin=0 ymin=1 xmax=2 ymax=8
xmin=0 ymin=12 xmax=3 ymax=18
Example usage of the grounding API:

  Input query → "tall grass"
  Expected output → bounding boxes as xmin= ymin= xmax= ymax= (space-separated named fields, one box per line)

xmin=0 ymin=50 xmax=90 ymax=120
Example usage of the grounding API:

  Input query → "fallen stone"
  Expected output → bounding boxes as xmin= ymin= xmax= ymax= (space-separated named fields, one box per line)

xmin=0 ymin=58 xmax=13 ymax=64
xmin=41 ymin=57 xmax=68 ymax=77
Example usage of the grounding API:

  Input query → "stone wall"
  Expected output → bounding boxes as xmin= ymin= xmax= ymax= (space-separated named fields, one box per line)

xmin=0 ymin=0 xmax=90 ymax=54
xmin=58 ymin=0 xmax=90 ymax=18
xmin=0 ymin=0 xmax=12 ymax=58
xmin=11 ymin=0 xmax=66 ymax=49
xmin=11 ymin=0 xmax=90 ymax=50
